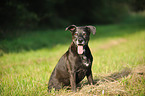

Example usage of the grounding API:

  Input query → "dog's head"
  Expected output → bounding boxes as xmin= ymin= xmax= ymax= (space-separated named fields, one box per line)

xmin=65 ymin=25 xmax=96 ymax=54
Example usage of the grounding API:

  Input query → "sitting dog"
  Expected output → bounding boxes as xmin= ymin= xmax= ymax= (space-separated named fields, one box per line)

xmin=48 ymin=25 xmax=96 ymax=92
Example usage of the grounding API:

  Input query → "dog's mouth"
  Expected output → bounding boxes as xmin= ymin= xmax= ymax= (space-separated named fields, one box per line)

xmin=77 ymin=44 xmax=84 ymax=54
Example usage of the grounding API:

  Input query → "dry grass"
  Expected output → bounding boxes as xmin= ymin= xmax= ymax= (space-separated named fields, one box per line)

xmin=55 ymin=66 xmax=145 ymax=96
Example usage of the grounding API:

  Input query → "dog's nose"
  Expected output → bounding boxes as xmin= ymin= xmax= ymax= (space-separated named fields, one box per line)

xmin=78 ymin=38 xmax=83 ymax=43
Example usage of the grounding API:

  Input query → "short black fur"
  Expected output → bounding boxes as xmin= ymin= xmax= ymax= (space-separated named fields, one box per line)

xmin=48 ymin=25 xmax=96 ymax=92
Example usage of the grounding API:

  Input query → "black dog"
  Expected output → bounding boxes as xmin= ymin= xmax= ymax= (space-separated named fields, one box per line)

xmin=48 ymin=25 xmax=96 ymax=92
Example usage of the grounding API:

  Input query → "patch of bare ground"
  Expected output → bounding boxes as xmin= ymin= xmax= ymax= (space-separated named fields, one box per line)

xmin=62 ymin=66 xmax=145 ymax=96
xmin=97 ymin=38 xmax=127 ymax=50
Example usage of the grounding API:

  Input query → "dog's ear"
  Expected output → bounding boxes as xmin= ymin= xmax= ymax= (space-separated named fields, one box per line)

xmin=65 ymin=25 xmax=77 ymax=32
xmin=86 ymin=26 xmax=96 ymax=35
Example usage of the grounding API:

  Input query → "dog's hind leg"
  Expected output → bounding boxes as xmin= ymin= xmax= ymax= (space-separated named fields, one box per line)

xmin=48 ymin=78 xmax=62 ymax=91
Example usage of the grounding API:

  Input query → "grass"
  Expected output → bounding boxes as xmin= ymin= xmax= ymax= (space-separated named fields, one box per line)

xmin=0 ymin=13 xmax=145 ymax=96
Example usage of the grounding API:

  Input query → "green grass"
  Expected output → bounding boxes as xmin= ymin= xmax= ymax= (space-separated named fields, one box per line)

xmin=0 ymin=13 xmax=145 ymax=96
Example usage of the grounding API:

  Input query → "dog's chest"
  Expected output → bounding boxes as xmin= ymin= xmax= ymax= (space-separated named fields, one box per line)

xmin=80 ymin=54 xmax=91 ymax=67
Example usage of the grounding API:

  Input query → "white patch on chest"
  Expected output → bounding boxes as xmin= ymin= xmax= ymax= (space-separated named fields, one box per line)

xmin=84 ymin=62 xmax=89 ymax=66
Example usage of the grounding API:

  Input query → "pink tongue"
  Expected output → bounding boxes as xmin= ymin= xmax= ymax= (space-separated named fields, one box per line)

xmin=78 ymin=45 xmax=83 ymax=54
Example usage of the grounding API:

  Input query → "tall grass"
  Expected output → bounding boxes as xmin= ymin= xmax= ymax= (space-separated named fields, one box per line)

xmin=0 ymin=13 xmax=145 ymax=95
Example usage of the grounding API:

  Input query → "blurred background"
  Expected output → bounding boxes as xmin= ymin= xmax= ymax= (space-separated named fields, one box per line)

xmin=0 ymin=0 xmax=145 ymax=30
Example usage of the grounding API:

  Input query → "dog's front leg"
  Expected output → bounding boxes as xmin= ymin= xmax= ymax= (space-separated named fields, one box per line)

xmin=67 ymin=60 xmax=77 ymax=92
xmin=86 ymin=69 xmax=94 ymax=85
xmin=70 ymin=71 xmax=76 ymax=92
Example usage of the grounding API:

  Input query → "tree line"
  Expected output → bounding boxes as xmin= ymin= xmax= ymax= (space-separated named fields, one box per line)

xmin=0 ymin=0 xmax=145 ymax=30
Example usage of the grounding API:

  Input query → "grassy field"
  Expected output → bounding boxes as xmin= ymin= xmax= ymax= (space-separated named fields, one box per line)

xmin=0 ymin=13 xmax=145 ymax=96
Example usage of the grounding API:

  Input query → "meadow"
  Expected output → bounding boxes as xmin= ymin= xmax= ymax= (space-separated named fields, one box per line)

xmin=0 ymin=13 xmax=145 ymax=96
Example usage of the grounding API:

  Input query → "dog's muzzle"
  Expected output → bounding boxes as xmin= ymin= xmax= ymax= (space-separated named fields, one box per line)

xmin=76 ymin=37 xmax=85 ymax=54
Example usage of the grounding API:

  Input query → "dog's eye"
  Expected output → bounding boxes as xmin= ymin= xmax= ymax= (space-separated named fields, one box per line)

xmin=83 ymin=33 xmax=86 ymax=36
